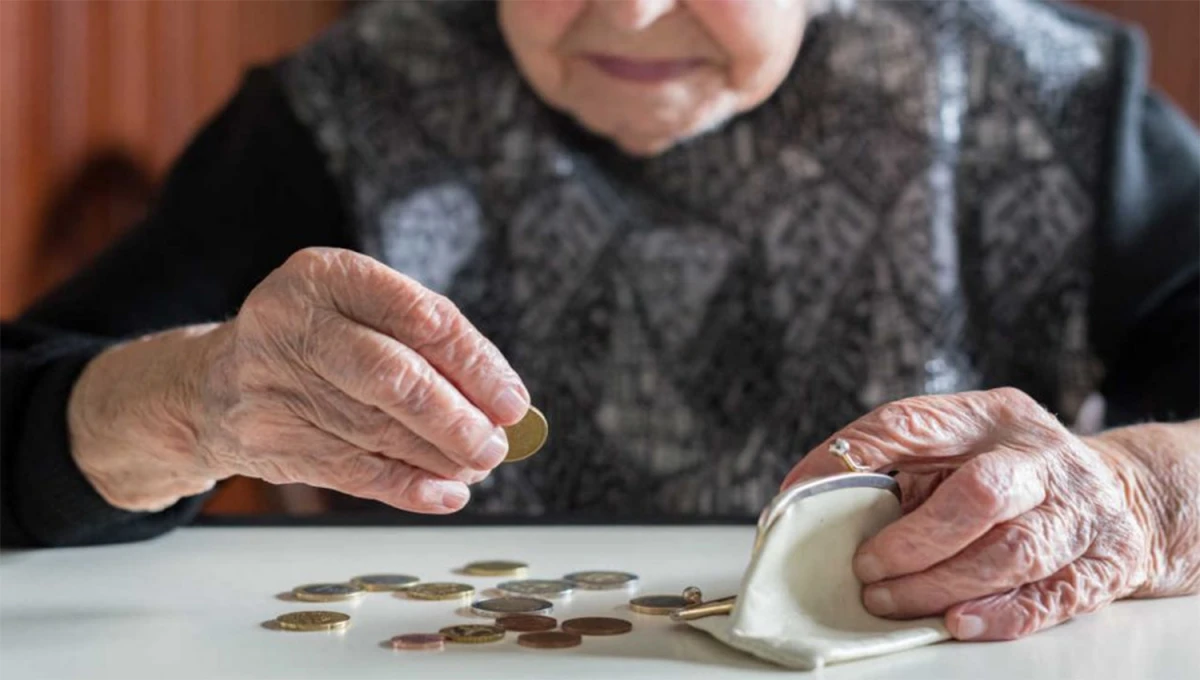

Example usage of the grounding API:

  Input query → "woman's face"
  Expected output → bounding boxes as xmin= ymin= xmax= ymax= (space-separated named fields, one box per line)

xmin=499 ymin=0 xmax=810 ymax=156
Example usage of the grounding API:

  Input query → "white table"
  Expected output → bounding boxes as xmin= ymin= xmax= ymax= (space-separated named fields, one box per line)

xmin=1 ymin=526 xmax=1196 ymax=679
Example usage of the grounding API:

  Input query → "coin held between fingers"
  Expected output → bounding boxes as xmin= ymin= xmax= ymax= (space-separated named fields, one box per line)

xmin=503 ymin=407 xmax=548 ymax=463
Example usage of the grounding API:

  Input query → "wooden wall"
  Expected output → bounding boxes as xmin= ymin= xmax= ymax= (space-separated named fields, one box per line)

xmin=0 ymin=0 xmax=346 ymax=319
xmin=0 ymin=0 xmax=1196 ymax=515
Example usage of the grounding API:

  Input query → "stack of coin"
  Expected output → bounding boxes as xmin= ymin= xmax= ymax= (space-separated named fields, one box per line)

xmin=496 ymin=615 xmax=558 ymax=632
xmin=291 ymin=583 xmax=364 ymax=602
xmin=496 ymin=579 xmax=575 ymax=598
xmin=462 ymin=560 xmax=528 ymax=578
xmin=562 ymin=571 xmax=639 ymax=590
xmin=517 ymin=631 xmax=582 ymax=649
xmin=470 ymin=596 xmax=553 ymax=618
xmin=350 ymin=574 xmax=419 ymax=592
xmin=404 ymin=583 xmax=475 ymax=601
xmin=390 ymin=633 xmax=446 ymax=651
xmin=274 ymin=611 xmax=350 ymax=632
xmin=439 ymin=624 xmax=506 ymax=644
xmin=629 ymin=594 xmax=690 ymax=615
xmin=561 ymin=617 xmax=633 ymax=636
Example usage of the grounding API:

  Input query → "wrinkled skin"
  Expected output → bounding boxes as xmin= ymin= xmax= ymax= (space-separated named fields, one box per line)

xmin=72 ymin=248 xmax=530 ymax=513
xmin=782 ymin=388 xmax=1197 ymax=641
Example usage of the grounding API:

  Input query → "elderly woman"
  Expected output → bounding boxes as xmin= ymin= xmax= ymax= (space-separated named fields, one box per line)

xmin=2 ymin=0 xmax=1197 ymax=643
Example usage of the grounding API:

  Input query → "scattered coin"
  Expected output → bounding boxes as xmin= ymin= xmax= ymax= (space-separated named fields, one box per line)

xmin=562 ymin=571 xmax=639 ymax=590
xmin=470 ymin=596 xmax=553 ymax=618
xmin=629 ymin=595 xmax=691 ymax=615
xmin=682 ymin=586 xmax=704 ymax=605
xmin=496 ymin=579 xmax=575 ymax=598
xmin=518 ymin=631 xmax=582 ymax=649
xmin=350 ymin=574 xmax=420 ymax=592
xmin=390 ymin=633 xmax=446 ymax=651
xmin=496 ymin=615 xmax=558 ymax=632
xmin=463 ymin=560 xmax=529 ymax=577
xmin=405 ymin=582 xmax=476 ymax=601
xmin=275 ymin=611 xmax=351 ymax=632
xmin=291 ymin=583 xmax=364 ymax=602
xmin=561 ymin=617 xmax=633 ymax=636
xmin=503 ymin=406 xmax=548 ymax=462
xmin=439 ymin=624 xmax=506 ymax=644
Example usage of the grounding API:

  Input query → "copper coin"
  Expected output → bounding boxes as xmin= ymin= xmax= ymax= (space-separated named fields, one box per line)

xmin=497 ymin=615 xmax=558 ymax=632
xmin=517 ymin=631 xmax=583 ymax=649
xmin=561 ymin=617 xmax=633 ymax=636
xmin=390 ymin=634 xmax=446 ymax=651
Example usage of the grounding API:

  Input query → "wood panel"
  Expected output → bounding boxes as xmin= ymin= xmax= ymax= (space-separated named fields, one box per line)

xmin=1077 ymin=0 xmax=1200 ymax=123
xmin=0 ymin=0 xmax=345 ymax=318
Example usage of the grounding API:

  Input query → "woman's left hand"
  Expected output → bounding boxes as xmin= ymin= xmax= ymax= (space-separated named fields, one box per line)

xmin=781 ymin=387 xmax=1171 ymax=641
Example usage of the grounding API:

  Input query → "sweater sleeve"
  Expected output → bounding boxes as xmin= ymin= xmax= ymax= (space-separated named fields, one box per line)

xmin=0 ymin=66 xmax=351 ymax=547
xmin=1091 ymin=27 xmax=1200 ymax=427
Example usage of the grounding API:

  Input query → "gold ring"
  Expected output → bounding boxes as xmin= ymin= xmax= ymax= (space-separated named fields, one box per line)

xmin=829 ymin=438 xmax=869 ymax=473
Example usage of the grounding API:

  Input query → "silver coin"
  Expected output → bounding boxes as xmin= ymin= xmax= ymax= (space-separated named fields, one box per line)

xmin=562 ymin=571 xmax=639 ymax=590
xmin=291 ymin=583 xmax=364 ymax=602
xmin=469 ymin=597 xmax=554 ymax=618
xmin=349 ymin=574 xmax=420 ymax=592
xmin=496 ymin=579 xmax=576 ymax=598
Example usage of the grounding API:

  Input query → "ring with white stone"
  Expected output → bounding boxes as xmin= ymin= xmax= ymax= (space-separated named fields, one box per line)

xmin=829 ymin=438 xmax=869 ymax=473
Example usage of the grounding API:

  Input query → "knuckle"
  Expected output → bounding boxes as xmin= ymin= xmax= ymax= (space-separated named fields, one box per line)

xmin=402 ymin=290 xmax=462 ymax=349
xmin=873 ymin=397 xmax=952 ymax=444
xmin=987 ymin=523 xmax=1044 ymax=580
xmin=444 ymin=412 xmax=489 ymax=455
xmin=952 ymin=458 xmax=1009 ymax=518
xmin=366 ymin=415 xmax=407 ymax=453
xmin=1011 ymin=596 xmax=1049 ymax=638
xmin=384 ymin=356 xmax=436 ymax=415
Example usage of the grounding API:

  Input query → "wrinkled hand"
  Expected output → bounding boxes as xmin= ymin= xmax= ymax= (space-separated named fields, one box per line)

xmin=781 ymin=388 xmax=1159 ymax=641
xmin=195 ymin=248 xmax=530 ymax=513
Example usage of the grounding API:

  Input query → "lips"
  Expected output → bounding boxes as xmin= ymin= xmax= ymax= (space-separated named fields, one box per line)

xmin=584 ymin=54 xmax=707 ymax=84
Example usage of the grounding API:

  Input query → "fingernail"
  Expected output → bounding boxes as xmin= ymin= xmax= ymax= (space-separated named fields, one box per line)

xmin=863 ymin=586 xmax=895 ymax=616
xmin=492 ymin=386 xmax=528 ymax=424
xmin=855 ymin=554 xmax=885 ymax=583
xmin=473 ymin=431 xmax=508 ymax=467
xmin=440 ymin=484 xmax=469 ymax=511
xmin=955 ymin=615 xmax=986 ymax=640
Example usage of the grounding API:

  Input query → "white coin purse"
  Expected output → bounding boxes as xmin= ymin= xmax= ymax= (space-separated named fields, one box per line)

xmin=683 ymin=474 xmax=951 ymax=670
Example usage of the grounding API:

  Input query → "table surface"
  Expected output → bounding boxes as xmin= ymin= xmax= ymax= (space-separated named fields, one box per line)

xmin=1 ymin=526 xmax=1197 ymax=680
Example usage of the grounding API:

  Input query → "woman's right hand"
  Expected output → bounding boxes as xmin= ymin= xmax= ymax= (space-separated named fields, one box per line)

xmin=70 ymin=248 xmax=529 ymax=514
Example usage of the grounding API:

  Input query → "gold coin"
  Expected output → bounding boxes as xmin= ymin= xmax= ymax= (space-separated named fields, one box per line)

xmin=404 ymin=582 xmax=476 ymax=601
xmin=439 ymin=624 xmax=505 ymax=644
xmin=629 ymin=595 xmax=691 ymax=615
xmin=349 ymin=574 xmax=419 ymax=592
xmin=291 ymin=583 xmax=364 ymax=602
xmin=503 ymin=407 xmax=548 ymax=462
xmin=275 ymin=611 xmax=350 ymax=632
xmin=463 ymin=560 xmax=528 ymax=577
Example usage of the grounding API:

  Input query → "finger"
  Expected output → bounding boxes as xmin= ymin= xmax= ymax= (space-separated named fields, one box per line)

xmin=862 ymin=509 xmax=1085 ymax=618
xmin=282 ymin=371 xmax=488 ymax=484
xmin=306 ymin=316 xmax=509 ymax=471
xmin=296 ymin=249 xmax=530 ymax=425
xmin=336 ymin=452 xmax=472 ymax=514
xmin=894 ymin=470 xmax=952 ymax=514
xmin=854 ymin=450 xmax=1047 ymax=583
xmin=944 ymin=558 xmax=1115 ymax=641
xmin=780 ymin=387 xmax=1034 ymax=487
xmin=239 ymin=429 xmax=470 ymax=514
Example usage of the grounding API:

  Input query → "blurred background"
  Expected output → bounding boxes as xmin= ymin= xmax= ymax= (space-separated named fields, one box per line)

xmin=1 ymin=0 xmax=1197 ymax=517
